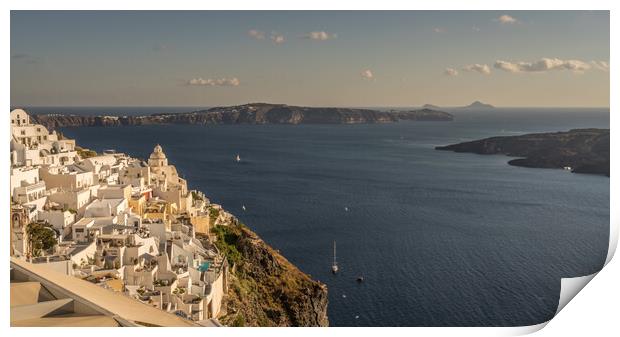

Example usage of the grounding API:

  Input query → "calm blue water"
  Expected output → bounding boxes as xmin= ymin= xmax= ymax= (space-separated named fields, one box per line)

xmin=59 ymin=108 xmax=610 ymax=327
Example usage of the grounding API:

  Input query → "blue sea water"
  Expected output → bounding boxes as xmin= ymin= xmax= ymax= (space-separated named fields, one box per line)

xmin=57 ymin=107 xmax=610 ymax=327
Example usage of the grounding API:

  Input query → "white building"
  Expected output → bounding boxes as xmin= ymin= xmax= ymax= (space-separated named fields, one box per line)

xmin=10 ymin=109 xmax=78 ymax=167
xmin=39 ymin=165 xmax=95 ymax=191
xmin=38 ymin=208 xmax=76 ymax=233
xmin=48 ymin=187 xmax=97 ymax=214
xmin=84 ymin=198 xmax=128 ymax=218
xmin=147 ymin=145 xmax=194 ymax=214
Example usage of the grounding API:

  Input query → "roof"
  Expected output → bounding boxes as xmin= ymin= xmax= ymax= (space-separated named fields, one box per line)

xmin=84 ymin=155 xmax=118 ymax=166
xmin=86 ymin=198 xmax=125 ymax=209
xmin=72 ymin=217 xmax=95 ymax=228
xmin=10 ymin=257 xmax=198 ymax=327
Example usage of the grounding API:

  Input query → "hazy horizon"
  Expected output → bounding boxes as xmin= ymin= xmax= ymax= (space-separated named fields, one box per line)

xmin=11 ymin=11 xmax=609 ymax=108
xmin=13 ymin=103 xmax=611 ymax=109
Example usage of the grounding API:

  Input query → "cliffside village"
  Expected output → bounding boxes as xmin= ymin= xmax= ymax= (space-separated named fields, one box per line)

xmin=9 ymin=108 xmax=233 ymax=324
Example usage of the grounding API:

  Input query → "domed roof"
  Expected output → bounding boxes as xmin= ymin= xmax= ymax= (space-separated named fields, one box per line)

xmin=149 ymin=144 xmax=167 ymax=160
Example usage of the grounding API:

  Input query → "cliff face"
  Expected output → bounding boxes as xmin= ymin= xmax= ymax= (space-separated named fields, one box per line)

xmin=30 ymin=103 xmax=453 ymax=130
xmin=393 ymin=108 xmax=454 ymax=121
xmin=31 ymin=115 xmax=151 ymax=129
xmin=205 ymin=220 xmax=328 ymax=327
xmin=436 ymin=128 xmax=610 ymax=176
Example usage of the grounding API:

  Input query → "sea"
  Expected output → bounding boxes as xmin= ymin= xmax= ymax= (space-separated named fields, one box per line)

xmin=39 ymin=106 xmax=609 ymax=327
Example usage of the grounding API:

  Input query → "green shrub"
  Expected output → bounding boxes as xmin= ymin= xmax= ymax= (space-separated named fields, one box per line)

xmin=208 ymin=207 xmax=220 ymax=222
xmin=191 ymin=191 xmax=203 ymax=201
xmin=77 ymin=148 xmax=98 ymax=159
xmin=231 ymin=314 xmax=245 ymax=327
xmin=26 ymin=222 xmax=57 ymax=257
xmin=213 ymin=225 xmax=242 ymax=266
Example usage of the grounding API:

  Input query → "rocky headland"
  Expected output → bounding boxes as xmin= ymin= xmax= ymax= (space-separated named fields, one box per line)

xmin=436 ymin=128 xmax=610 ymax=176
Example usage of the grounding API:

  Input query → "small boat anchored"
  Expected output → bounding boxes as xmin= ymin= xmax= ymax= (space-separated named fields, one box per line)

xmin=235 ymin=154 xmax=241 ymax=162
xmin=332 ymin=240 xmax=339 ymax=274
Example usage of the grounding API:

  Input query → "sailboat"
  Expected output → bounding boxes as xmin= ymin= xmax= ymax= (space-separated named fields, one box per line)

xmin=332 ymin=241 xmax=339 ymax=274
xmin=235 ymin=154 xmax=241 ymax=162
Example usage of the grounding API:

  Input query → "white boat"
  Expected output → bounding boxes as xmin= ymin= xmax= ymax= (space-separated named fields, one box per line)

xmin=563 ymin=166 xmax=572 ymax=171
xmin=236 ymin=154 xmax=241 ymax=162
xmin=332 ymin=241 xmax=339 ymax=274
xmin=242 ymin=205 xmax=246 ymax=211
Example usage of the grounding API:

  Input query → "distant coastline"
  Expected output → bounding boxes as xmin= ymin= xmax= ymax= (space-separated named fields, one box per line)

xmin=436 ymin=128 xmax=610 ymax=176
xmin=26 ymin=103 xmax=454 ymax=130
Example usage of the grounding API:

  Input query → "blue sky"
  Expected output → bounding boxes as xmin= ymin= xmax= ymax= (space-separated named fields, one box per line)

xmin=11 ymin=11 xmax=609 ymax=107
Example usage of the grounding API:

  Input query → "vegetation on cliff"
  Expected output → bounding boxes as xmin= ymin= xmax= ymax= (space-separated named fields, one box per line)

xmin=75 ymin=146 xmax=98 ymax=159
xmin=392 ymin=108 xmax=454 ymax=121
xmin=208 ymin=222 xmax=329 ymax=327
xmin=436 ymin=128 xmax=609 ymax=176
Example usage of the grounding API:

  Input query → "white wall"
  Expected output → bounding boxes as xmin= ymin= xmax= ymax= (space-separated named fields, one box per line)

xmin=38 ymin=210 xmax=75 ymax=231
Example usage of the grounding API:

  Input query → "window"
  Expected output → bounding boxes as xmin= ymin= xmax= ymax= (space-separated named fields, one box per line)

xmin=36 ymin=128 xmax=41 ymax=132
xmin=20 ymin=130 xmax=25 ymax=135
xmin=75 ymin=228 xmax=84 ymax=233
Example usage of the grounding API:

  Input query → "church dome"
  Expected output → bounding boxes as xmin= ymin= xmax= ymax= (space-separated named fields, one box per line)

xmin=148 ymin=144 xmax=168 ymax=167
xmin=150 ymin=144 xmax=166 ymax=159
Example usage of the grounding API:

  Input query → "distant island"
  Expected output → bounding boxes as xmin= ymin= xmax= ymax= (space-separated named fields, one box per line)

xmin=421 ymin=101 xmax=495 ymax=110
xmin=436 ymin=128 xmax=609 ymax=176
xmin=462 ymin=101 xmax=495 ymax=109
xmin=28 ymin=103 xmax=454 ymax=129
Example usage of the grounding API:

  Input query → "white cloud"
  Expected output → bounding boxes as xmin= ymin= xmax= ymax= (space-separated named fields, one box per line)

xmin=433 ymin=27 xmax=445 ymax=33
xmin=463 ymin=64 xmax=491 ymax=75
xmin=187 ymin=77 xmax=241 ymax=87
xmin=360 ymin=69 xmax=374 ymax=80
xmin=249 ymin=29 xmax=285 ymax=45
xmin=302 ymin=31 xmax=336 ymax=40
xmin=248 ymin=29 xmax=266 ymax=40
xmin=152 ymin=44 xmax=171 ymax=52
xmin=270 ymin=33 xmax=285 ymax=44
xmin=494 ymin=58 xmax=593 ymax=73
xmin=494 ymin=15 xmax=519 ymax=24
xmin=444 ymin=68 xmax=459 ymax=76
xmin=472 ymin=26 xmax=481 ymax=32
xmin=591 ymin=60 xmax=610 ymax=71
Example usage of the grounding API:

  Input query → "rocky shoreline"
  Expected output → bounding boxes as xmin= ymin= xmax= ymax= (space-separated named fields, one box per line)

xmin=29 ymin=103 xmax=453 ymax=130
xmin=436 ymin=128 xmax=610 ymax=176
